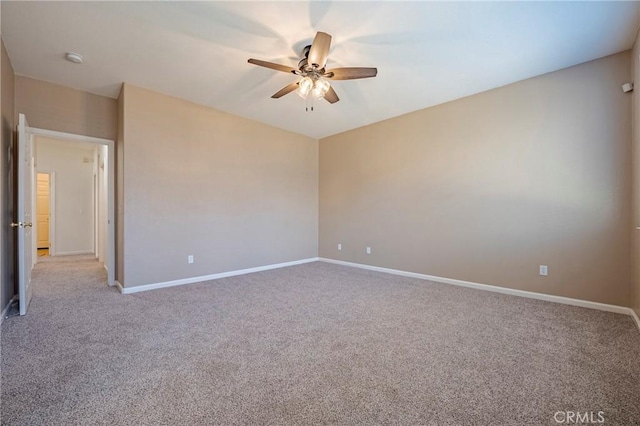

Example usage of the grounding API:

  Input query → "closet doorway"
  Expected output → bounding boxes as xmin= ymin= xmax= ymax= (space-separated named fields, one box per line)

xmin=36 ymin=172 xmax=53 ymax=257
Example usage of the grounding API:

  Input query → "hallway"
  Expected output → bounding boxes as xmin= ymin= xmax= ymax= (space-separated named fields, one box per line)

xmin=33 ymin=254 xmax=107 ymax=295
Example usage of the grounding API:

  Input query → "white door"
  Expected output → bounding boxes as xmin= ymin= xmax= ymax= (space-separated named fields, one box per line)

xmin=15 ymin=114 xmax=34 ymax=315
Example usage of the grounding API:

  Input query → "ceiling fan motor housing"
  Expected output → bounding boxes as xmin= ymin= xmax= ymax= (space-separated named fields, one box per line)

xmin=298 ymin=45 xmax=329 ymax=79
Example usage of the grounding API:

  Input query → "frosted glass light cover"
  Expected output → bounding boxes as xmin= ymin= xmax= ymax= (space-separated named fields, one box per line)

xmin=297 ymin=77 xmax=313 ymax=98
xmin=312 ymin=78 xmax=330 ymax=99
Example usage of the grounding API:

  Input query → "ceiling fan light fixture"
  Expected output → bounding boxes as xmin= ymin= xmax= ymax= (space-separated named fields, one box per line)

xmin=297 ymin=76 xmax=313 ymax=99
xmin=312 ymin=78 xmax=330 ymax=99
xmin=247 ymin=31 xmax=376 ymax=108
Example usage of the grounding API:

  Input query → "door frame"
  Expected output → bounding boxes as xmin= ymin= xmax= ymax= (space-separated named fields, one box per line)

xmin=29 ymin=127 xmax=116 ymax=286
xmin=35 ymin=171 xmax=55 ymax=258
xmin=93 ymin=172 xmax=98 ymax=259
xmin=17 ymin=114 xmax=34 ymax=315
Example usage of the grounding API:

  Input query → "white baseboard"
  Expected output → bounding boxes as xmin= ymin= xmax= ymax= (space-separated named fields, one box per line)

xmin=117 ymin=257 xmax=320 ymax=295
xmin=1 ymin=295 xmax=19 ymax=324
xmin=102 ymin=264 xmax=116 ymax=287
xmin=54 ymin=251 xmax=94 ymax=256
xmin=631 ymin=309 xmax=640 ymax=331
xmin=319 ymin=258 xmax=639 ymax=326
xmin=111 ymin=255 xmax=639 ymax=333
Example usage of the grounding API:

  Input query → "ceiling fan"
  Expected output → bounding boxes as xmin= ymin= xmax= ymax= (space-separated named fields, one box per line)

xmin=248 ymin=31 xmax=377 ymax=108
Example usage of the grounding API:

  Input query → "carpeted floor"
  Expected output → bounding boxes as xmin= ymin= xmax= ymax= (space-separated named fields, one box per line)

xmin=1 ymin=256 xmax=639 ymax=425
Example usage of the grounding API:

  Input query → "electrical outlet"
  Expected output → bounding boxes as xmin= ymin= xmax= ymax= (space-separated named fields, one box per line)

xmin=539 ymin=265 xmax=548 ymax=276
xmin=366 ymin=247 xmax=372 ymax=255
xmin=188 ymin=255 xmax=194 ymax=264
xmin=337 ymin=243 xmax=342 ymax=251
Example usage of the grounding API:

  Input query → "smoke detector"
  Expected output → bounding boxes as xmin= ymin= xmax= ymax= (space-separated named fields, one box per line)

xmin=64 ymin=52 xmax=84 ymax=64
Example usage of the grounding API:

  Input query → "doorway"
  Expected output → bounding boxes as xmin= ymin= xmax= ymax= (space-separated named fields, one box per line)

xmin=15 ymin=116 xmax=116 ymax=316
xmin=29 ymin=128 xmax=115 ymax=286
xmin=36 ymin=172 xmax=52 ymax=257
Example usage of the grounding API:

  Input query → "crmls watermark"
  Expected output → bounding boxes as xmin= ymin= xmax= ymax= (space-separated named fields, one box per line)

xmin=554 ymin=411 xmax=605 ymax=424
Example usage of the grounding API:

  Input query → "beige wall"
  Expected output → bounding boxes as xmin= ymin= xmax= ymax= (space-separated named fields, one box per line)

xmin=35 ymin=137 xmax=96 ymax=255
xmin=1 ymin=39 xmax=15 ymax=310
xmin=14 ymin=76 xmax=117 ymax=141
xmin=4 ymin=47 xmax=635 ymax=308
xmin=320 ymin=52 xmax=632 ymax=306
xmin=120 ymin=84 xmax=318 ymax=288
xmin=632 ymin=32 xmax=640 ymax=318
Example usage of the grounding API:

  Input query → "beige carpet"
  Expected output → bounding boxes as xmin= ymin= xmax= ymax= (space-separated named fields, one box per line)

xmin=1 ymin=256 xmax=639 ymax=425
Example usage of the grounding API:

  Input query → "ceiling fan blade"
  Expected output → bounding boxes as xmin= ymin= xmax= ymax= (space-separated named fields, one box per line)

xmin=323 ymin=86 xmax=339 ymax=104
xmin=308 ymin=32 xmax=332 ymax=68
xmin=271 ymin=82 xmax=299 ymax=99
xmin=248 ymin=59 xmax=295 ymax=74
xmin=326 ymin=67 xmax=378 ymax=80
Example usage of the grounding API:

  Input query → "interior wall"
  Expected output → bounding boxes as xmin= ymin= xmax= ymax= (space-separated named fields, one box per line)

xmin=116 ymin=87 xmax=124 ymax=284
xmin=93 ymin=146 xmax=99 ymax=257
xmin=632 ymin=31 xmax=640 ymax=318
xmin=36 ymin=137 xmax=95 ymax=256
xmin=319 ymin=51 xmax=632 ymax=307
xmin=120 ymin=84 xmax=318 ymax=288
xmin=14 ymin=76 xmax=117 ymax=141
xmin=98 ymin=144 xmax=108 ymax=266
xmin=1 ymin=38 xmax=15 ymax=311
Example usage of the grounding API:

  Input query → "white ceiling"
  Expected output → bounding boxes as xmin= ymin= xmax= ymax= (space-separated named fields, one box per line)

xmin=2 ymin=1 xmax=639 ymax=139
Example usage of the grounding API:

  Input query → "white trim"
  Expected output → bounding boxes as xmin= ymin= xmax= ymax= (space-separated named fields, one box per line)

xmin=104 ymin=265 xmax=115 ymax=286
xmin=30 ymin=145 xmax=36 ymax=270
xmin=53 ymin=250 xmax=94 ymax=256
xmin=118 ymin=258 xmax=320 ymax=294
xmin=631 ymin=309 xmax=640 ymax=331
xmin=318 ymin=258 xmax=637 ymax=320
xmin=27 ymin=127 xmax=112 ymax=146
xmin=93 ymin=171 xmax=98 ymax=258
xmin=1 ymin=295 xmax=19 ymax=323
xmin=49 ymin=171 xmax=56 ymax=256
